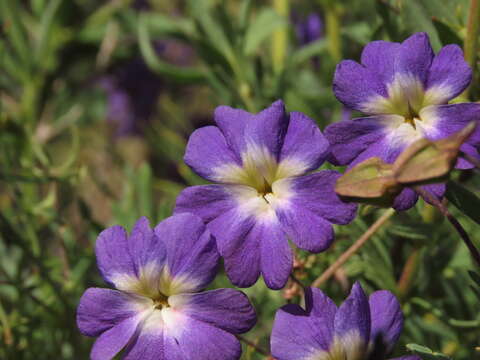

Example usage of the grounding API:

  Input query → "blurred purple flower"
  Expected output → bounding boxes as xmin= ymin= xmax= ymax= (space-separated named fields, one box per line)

xmin=174 ymin=100 xmax=357 ymax=290
xmin=132 ymin=0 xmax=150 ymax=10
xmin=271 ymin=282 xmax=420 ymax=360
xmin=77 ymin=215 xmax=256 ymax=360
xmin=101 ymin=59 xmax=162 ymax=137
xmin=295 ymin=13 xmax=323 ymax=46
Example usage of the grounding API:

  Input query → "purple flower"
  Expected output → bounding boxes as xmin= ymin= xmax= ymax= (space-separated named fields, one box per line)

xmin=295 ymin=13 xmax=323 ymax=46
xmin=325 ymin=32 xmax=480 ymax=210
xmin=271 ymin=283 xmax=420 ymax=360
xmin=77 ymin=214 xmax=256 ymax=360
xmin=101 ymin=59 xmax=162 ymax=137
xmin=174 ymin=100 xmax=357 ymax=290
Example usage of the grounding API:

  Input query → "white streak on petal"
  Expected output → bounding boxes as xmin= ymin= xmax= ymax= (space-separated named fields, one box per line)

xmin=277 ymin=157 xmax=311 ymax=178
xmin=423 ymin=85 xmax=452 ymax=106
xmin=360 ymin=74 xmax=426 ymax=116
xmin=159 ymin=266 xmax=201 ymax=296
xmin=417 ymin=105 xmax=441 ymax=138
xmin=161 ymin=308 xmax=188 ymax=338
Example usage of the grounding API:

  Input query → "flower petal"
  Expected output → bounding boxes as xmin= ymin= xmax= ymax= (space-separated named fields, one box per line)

xmin=95 ymin=218 xmax=167 ymax=293
xmin=369 ymin=290 xmax=403 ymax=352
xmin=458 ymin=143 xmax=480 ymax=170
xmin=175 ymin=184 xmax=236 ymax=223
xmin=396 ymin=32 xmax=433 ymax=85
xmin=206 ymin=202 xmax=263 ymax=287
xmin=122 ymin=330 xmax=165 ymax=360
xmin=169 ymin=289 xmax=256 ymax=334
xmin=422 ymin=103 xmax=480 ymax=147
xmin=77 ymin=288 xmax=143 ymax=337
xmin=361 ymin=40 xmax=401 ymax=85
xmin=90 ymin=314 xmax=142 ymax=360
xmin=214 ymin=105 xmax=250 ymax=157
xmin=271 ymin=289 xmax=337 ymax=360
xmin=184 ymin=126 xmax=240 ymax=182
xmin=95 ymin=225 xmax=135 ymax=288
xmin=418 ymin=183 xmax=446 ymax=206
xmin=278 ymin=111 xmax=330 ymax=175
xmin=334 ymin=282 xmax=370 ymax=345
xmin=155 ymin=213 xmax=219 ymax=294
xmin=393 ymin=188 xmax=419 ymax=211
xmin=426 ymin=44 xmax=472 ymax=104
xmin=271 ymin=305 xmax=327 ymax=360
xmin=260 ymin=220 xmax=292 ymax=290
xmin=284 ymin=171 xmax=358 ymax=225
xmin=333 ymin=60 xmax=388 ymax=114
xmin=244 ymin=100 xmax=289 ymax=160
xmin=305 ymin=287 xmax=337 ymax=343
xmin=325 ymin=117 xmax=388 ymax=166
xmin=164 ymin=316 xmax=242 ymax=360
xmin=128 ymin=217 xmax=167 ymax=292
xmin=277 ymin=205 xmax=334 ymax=253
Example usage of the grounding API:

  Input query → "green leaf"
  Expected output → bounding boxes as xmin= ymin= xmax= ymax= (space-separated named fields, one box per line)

xmin=406 ymin=343 xmax=452 ymax=359
xmin=290 ymin=39 xmax=327 ymax=67
xmin=243 ymin=8 xmax=287 ymax=56
xmin=445 ymin=181 xmax=480 ymax=225
xmin=138 ymin=14 xmax=206 ymax=83
xmin=0 ymin=0 xmax=31 ymax=68
xmin=34 ymin=0 xmax=63 ymax=64
xmin=187 ymin=0 xmax=234 ymax=62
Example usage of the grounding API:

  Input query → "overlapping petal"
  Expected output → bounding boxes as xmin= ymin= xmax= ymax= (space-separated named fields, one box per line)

xmin=395 ymin=32 xmax=433 ymax=85
xmin=164 ymin=316 xmax=242 ymax=360
xmin=333 ymin=60 xmax=388 ymax=113
xmin=244 ymin=100 xmax=289 ymax=161
xmin=426 ymin=44 xmax=472 ymax=103
xmin=90 ymin=314 xmax=142 ymax=360
xmin=77 ymin=288 xmax=143 ymax=337
xmin=334 ymin=282 xmax=371 ymax=345
xmin=154 ymin=213 xmax=219 ymax=294
xmin=369 ymin=291 xmax=403 ymax=352
xmin=169 ymin=289 xmax=256 ymax=334
xmin=184 ymin=126 xmax=240 ymax=182
xmin=325 ymin=117 xmax=389 ymax=166
xmin=361 ymin=40 xmax=400 ymax=85
xmin=95 ymin=218 xmax=167 ymax=291
xmin=279 ymin=111 xmax=330 ymax=174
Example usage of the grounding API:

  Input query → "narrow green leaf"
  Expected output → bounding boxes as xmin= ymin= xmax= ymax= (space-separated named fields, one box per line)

xmin=445 ymin=181 xmax=480 ymax=225
xmin=406 ymin=343 xmax=452 ymax=359
xmin=138 ymin=14 xmax=206 ymax=83
xmin=243 ymin=8 xmax=287 ymax=56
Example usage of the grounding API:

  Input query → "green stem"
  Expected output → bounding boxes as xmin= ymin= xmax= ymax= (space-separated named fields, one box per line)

xmin=312 ymin=208 xmax=396 ymax=287
xmin=462 ymin=0 xmax=480 ymax=99
xmin=272 ymin=0 xmax=289 ymax=74
xmin=324 ymin=3 xmax=342 ymax=63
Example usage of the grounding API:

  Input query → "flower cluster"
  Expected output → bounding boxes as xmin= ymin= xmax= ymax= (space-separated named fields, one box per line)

xmin=78 ymin=32 xmax=480 ymax=359
xmin=271 ymin=283 xmax=420 ymax=360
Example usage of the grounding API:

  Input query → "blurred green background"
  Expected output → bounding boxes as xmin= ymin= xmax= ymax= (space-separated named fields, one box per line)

xmin=1 ymin=0 xmax=480 ymax=359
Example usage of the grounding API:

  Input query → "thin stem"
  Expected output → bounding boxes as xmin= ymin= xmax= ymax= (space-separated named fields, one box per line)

xmin=462 ymin=0 xmax=480 ymax=98
xmin=272 ymin=0 xmax=289 ymax=74
xmin=237 ymin=335 xmax=270 ymax=356
xmin=461 ymin=151 xmax=480 ymax=169
xmin=290 ymin=273 xmax=306 ymax=289
xmin=312 ymin=208 xmax=396 ymax=288
xmin=414 ymin=186 xmax=480 ymax=268
xmin=397 ymin=247 xmax=422 ymax=300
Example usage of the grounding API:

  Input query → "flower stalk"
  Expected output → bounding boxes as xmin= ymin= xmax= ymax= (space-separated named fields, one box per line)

xmin=312 ymin=208 xmax=396 ymax=287
xmin=414 ymin=186 xmax=480 ymax=268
